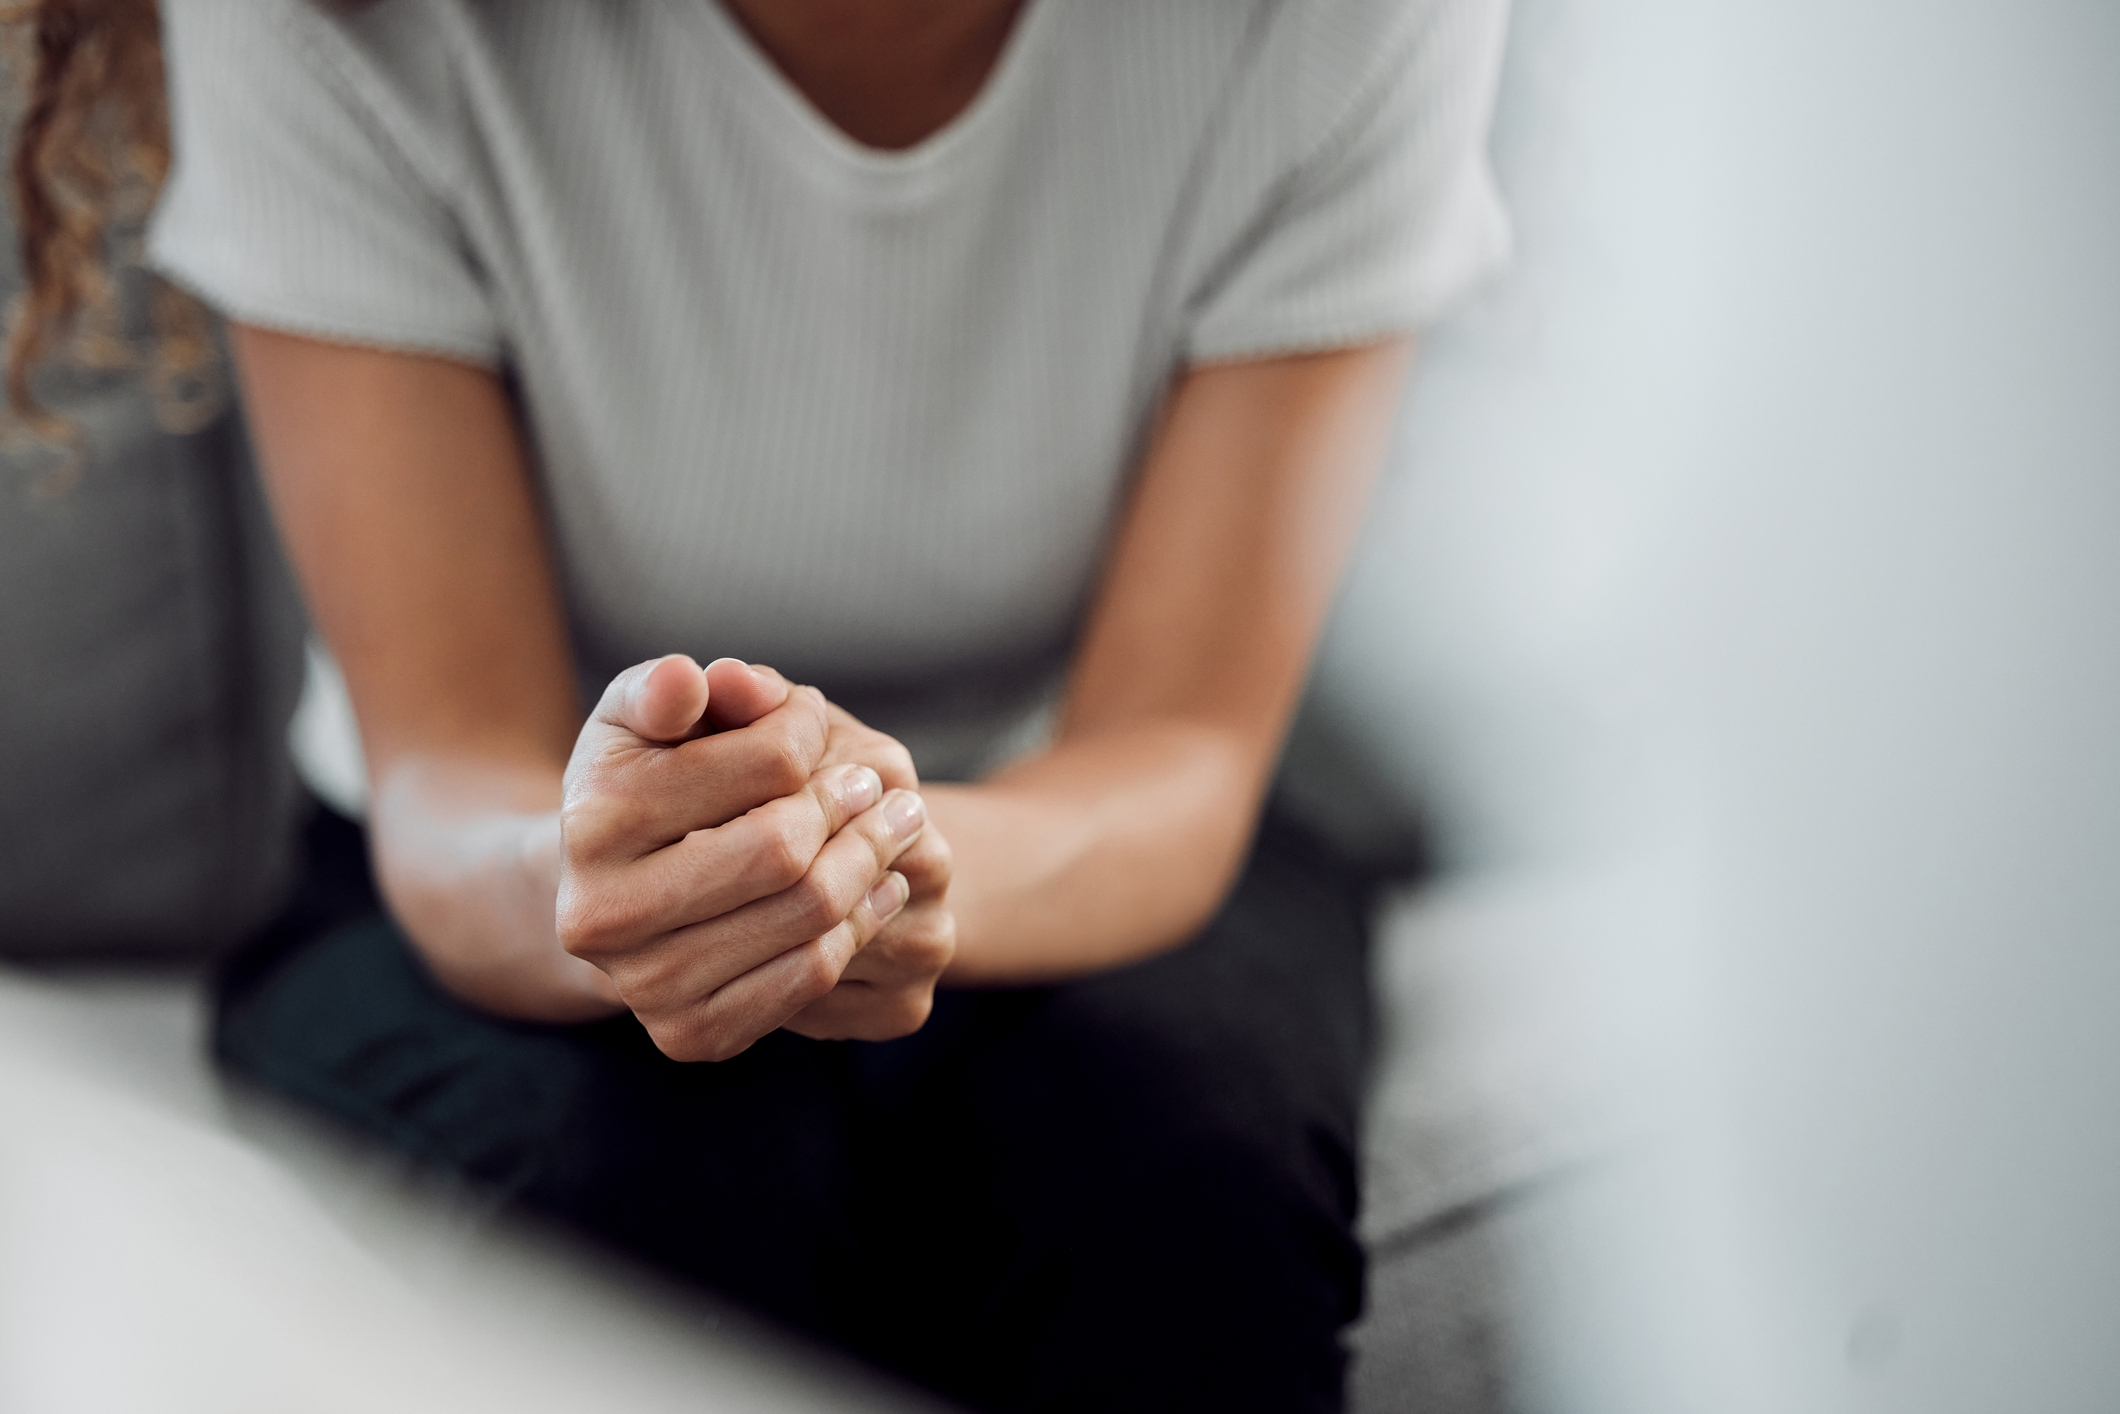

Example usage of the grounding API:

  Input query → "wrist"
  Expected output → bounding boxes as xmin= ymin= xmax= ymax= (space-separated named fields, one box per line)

xmin=924 ymin=738 xmax=1260 ymax=986
xmin=372 ymin=769 xmax=624 ymax=1023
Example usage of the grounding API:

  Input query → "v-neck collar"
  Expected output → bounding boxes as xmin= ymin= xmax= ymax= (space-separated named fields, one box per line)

xmin=694 ymin=0 xmax=1055 ymax=183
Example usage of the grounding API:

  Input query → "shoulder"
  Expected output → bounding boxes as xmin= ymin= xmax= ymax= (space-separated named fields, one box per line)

xmin=157 ymin=0 xmax=476 ymax=116
xmin=1255 ymin=0 xmax=1505 ymax=121
xmin=158 ymin=0 xmax=500 ymax=197
xmin=1119 ymin=0 xmax=1495 ymax=189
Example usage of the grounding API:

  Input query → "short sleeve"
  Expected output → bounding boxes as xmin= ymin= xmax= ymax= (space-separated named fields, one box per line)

xmin=1182 ymin=0 xmax=1512 ymax=365
xmin=147 ymin=0 xmax=501 ymax=365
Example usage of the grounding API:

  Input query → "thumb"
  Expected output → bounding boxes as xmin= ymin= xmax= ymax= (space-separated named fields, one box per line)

xmin=703 ymin=658 xmax=792 ymax=730
xmin=592 ymin=654 xmax=710 ymax=745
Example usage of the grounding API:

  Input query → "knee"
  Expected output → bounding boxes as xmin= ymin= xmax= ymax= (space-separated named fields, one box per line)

xmin=1095 ymin=1103 xmax=1365 ymax=1295
xmin=989 ymin=996 xmax=1367 ymax=1312
xmin=1006 ymin=983 xmax=1364 ymax=1228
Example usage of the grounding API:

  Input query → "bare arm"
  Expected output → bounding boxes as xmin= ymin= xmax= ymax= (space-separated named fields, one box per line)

xmin=935 ymin=340 xmax=1412 ymax=983
xmin=231 ymin=330 xmax=618 ymax=1021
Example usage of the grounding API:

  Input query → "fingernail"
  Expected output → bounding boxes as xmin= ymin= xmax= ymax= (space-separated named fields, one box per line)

xmin=866 ymin=871 xmax=909 ymax=921
xmin=832 ymin=765 xmax=883 ymax=815
xmin=882 ymin=790 xmax=925 ymax=838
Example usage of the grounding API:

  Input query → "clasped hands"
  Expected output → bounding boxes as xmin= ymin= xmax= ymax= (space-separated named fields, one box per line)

xmin=557 ymin=654 xmax=955 ymax=1061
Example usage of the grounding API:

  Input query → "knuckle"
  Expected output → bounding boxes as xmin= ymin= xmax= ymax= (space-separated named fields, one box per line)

xmin=554 ymin=886 xmax=633 ymax=959
xmin=749 ymin=814 xmax=813 ymax=892
xmin=757 ymin=726 xmax=814 ymax=798
xmin=557 ymin=793 xmax=626 ymax=855
xmin=796 ymin=944 xmax=842 ymax=1002
xmin=790 ymin=875 xmax=848 ymax=936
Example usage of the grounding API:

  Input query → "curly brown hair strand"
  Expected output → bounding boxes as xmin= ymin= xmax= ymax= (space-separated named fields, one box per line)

xmin=3 ymin=0 xmax=220 ymax=467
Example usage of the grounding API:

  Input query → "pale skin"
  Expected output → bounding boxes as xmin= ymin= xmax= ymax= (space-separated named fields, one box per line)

xmin=230 ymin=0 xmax=1415 ymax=1061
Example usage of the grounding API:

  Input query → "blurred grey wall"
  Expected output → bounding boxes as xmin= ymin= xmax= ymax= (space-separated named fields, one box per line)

xmin=1310 ymin=0 xmax=2120 ymax=1408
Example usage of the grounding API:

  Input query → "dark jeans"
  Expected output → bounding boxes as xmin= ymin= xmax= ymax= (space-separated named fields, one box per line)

xmin=217 ymin=807 xmax=1377 ymax=1413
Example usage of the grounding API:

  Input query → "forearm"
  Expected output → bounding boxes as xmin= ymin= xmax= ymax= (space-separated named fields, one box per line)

xmin=368 ymin=755 xmax=625 ymax=1023
xmin=931 ymin=721 xmax=1270 ymax=985
xmin=929 ymin=346 xmax=1410 ymax=986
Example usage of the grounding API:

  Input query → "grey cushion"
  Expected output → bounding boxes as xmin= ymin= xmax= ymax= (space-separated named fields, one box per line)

xmin=0 ymin=237 xmax=304 ymax=958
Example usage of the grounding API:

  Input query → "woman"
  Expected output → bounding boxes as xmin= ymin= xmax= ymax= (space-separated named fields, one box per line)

xmin=16 ymin=0 xmax=1508 ymax=1407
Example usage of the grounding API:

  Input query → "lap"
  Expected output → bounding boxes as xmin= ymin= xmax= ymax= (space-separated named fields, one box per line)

xmin=217 ymin=806 xmax=1376 ymax=1412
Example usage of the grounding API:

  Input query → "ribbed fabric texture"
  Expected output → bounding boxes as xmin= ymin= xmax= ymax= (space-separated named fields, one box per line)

xmin=151 ymin=0 xmax=1511 ymax=779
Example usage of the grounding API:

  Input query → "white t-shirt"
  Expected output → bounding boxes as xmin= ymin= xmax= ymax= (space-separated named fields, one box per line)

xmin=151 ymin=0 xmax=1510 ymax=780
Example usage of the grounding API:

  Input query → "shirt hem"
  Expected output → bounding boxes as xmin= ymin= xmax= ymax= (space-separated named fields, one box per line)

xmin=149 ymin=252 xmax=504 ymax=372
xmin=1185 ymin=211 xmax=1513 ymax=367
